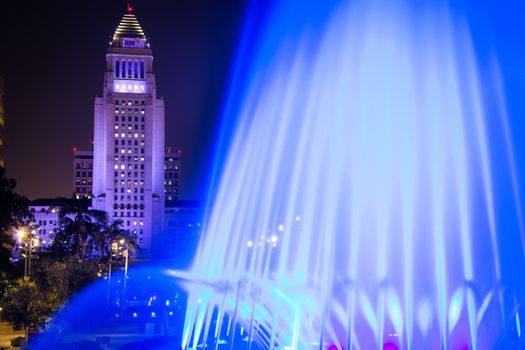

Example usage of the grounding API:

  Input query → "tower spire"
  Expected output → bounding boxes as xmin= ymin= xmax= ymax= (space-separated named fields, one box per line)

xmin=127 ymin=2 xmax=134 ymax=14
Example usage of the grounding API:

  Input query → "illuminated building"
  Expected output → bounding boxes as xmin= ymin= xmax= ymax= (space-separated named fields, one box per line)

xmin=73 ymin=148 xmax=93 ymax=199
xmin=28 ymin=199 xmax=62 ymax=248
xmin=72 ymin=147 xmax=178 ymax=201
xmin=165 ymin=147 xmax=181 ymax=201
xmin=92 ymin=7 xmax=165 ymax=258
xmin=164 ymin=200 xmax=202 ymax=266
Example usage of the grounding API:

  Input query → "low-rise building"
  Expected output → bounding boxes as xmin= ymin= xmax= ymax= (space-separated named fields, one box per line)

xmin=164 ymin=200 xmax=202 ymax=267
xmin=28 ymin=198 xmax=63 ymax=247
xmin=73 ymin=148 xmax=93 ymax=199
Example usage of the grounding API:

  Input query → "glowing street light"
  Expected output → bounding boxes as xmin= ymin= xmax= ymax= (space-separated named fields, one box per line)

xmin=16 ymin=227 xmax=40 ymax=277
xmin=16 ymin=229 xmax=26 ymax=242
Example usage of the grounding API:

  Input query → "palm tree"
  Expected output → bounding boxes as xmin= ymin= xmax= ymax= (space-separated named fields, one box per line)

xmin=93 ymin=219 xmax=128 ymax=259
xmin=107 ymin=222 xmax=140 ymax=260
xmin=53 ymin=197 xmax=108 ymax=261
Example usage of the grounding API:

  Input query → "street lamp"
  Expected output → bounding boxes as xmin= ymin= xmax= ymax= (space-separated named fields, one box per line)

xmin=17 ymin=228 xmax=39 ymax=277
xmin=106 ymin=239 xmax=130 ymax=310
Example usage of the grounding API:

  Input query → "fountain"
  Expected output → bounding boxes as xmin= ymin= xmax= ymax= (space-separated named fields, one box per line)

xmin=182 ymin=0 xmax=525 ymax=349
xmin=29 ymin=0 xmax=525 ymax=349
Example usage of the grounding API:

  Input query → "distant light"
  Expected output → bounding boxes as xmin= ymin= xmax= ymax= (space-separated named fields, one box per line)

xmin=295 ymin=216 xmax=300 ymax=221
xmin=198 ymin=298 xmax=202 ymax=304
xmin=271 ymin=235 xmax=278 ymax=243
xmin=132 ymin=312 xmax=138 ymax=318
xmin=151 ymin=312 xmax=156 ymax=317
xmin=247 ymin=240 xmax=253 ymax=247
xmin=169 ymin=311 xmax=173 ymax=316
xmin=278 ymin=224 xmax=284 ymax=232
xmin=165 ymin=300 xmax=170 ymax=306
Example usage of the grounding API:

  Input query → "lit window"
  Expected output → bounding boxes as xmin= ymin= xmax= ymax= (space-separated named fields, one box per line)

xmin=115 ymin=133 xmax=119 ymax=137
xmin=115 ymin=125 xmax=119 ymax=130
xmin=121 ymin=133 xmax=125 ymax=138
xmin=114 ymin=164 xmax=118 ymax=169
xmin=140 ymin=110 xmax=145 ymax=114
xmin=134 ymin=133 xmax=139 ymax=138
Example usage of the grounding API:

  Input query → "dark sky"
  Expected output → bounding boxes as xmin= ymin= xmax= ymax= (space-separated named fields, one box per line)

xmin=0 ymin=0 xmax=247 ymax=200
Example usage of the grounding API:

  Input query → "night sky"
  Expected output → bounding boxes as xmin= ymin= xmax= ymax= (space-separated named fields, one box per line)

xmin=0 ymin=0 xmax=247 ymax=200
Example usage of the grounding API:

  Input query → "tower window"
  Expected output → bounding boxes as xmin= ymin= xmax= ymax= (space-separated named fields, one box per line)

xmin=121 ymin=60 xmax=126 ymax=78
xmin=140 ymin=61 xmax=145 ymax=79
xmin=115 ymin=60 xmax=120 ymax=78
xmin=128 ymin=60 xmax=132 ymax=78
xmin=134 ymin=61 xmax=138 ymax=79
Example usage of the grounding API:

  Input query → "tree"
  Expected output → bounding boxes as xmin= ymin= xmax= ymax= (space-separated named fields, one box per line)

xmin=31 ymin=257 xmax=99 ymax=303
xmin=52 ymin=198 xmax=108 ymax=261
xmin=104 ymin=220 xmax=140 ymax=259
xmin=0 ymin=166 xmax=31 ymax=277
xmin=0 ymin=277 xmax=59 ymax=331
xmin=89 ymin=220 xmax=125 ymax=261
xmin=0 ymin=258 xmax=100 ymax=335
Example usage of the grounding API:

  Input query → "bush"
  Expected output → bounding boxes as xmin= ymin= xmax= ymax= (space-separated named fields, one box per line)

xmin=11 ymin=336 xmax=25 ymax=347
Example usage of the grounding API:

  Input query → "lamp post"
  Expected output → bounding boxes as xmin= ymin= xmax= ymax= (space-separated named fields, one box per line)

xmin=16 ymin=226 xmax=40 ymax=341
xmin=17 ymin=228 xmax=39 ymax=277
xmin=106 ymin=241 xmax=118 ymax=304
xmin=122 ymin=241 xmax=129 ymax=310
xmin=107 ymin=239 xmax=130 ymax=312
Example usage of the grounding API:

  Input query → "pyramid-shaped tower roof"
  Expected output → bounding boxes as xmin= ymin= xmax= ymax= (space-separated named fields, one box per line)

xmin=112 ymin=7 xmax=146 ymax=41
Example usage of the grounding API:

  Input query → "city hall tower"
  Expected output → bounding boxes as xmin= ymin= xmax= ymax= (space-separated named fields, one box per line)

xmin=92 ymin=7 xmax=165 ymax=258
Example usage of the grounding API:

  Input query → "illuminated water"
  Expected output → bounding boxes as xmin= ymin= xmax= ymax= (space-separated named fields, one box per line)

xmin=181 ymin=0 xmax=525 ymax=349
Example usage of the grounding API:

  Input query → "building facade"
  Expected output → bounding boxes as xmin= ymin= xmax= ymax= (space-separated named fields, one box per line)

xmin=73 ymin=148 xmax=93 ymax=199
xmin=164 ymin=200 xmax=202 ymax=267
xmin=28 ymin=8 xmax=199 ymax=263
xmin=28 ymin=199 xmax=62 ymax=248
xmin=165 ymin=147 xmax=181 ymax=201
xmin=0 ymin=76 xmax=5 ymax=168
xmin=92 ymin=9 xmax=165 ymax=257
